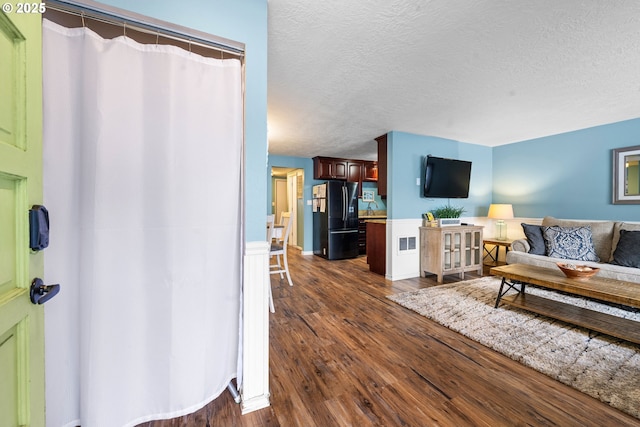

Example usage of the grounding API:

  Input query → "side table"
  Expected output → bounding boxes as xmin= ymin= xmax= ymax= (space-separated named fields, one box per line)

xmin=483 ymin=238 xmax=514 ymax=267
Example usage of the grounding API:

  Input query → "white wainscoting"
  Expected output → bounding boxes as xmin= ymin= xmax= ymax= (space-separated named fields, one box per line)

xmin=241 ymin=241 xmax=271 ymax=414
xmin=480 ymin=216 xmax=534 ymax=241
xmin=386 ymin=218 xmax=423 ymax=280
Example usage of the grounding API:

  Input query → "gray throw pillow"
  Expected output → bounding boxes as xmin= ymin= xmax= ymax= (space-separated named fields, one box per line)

xmin=542 ymin=225 xmax=600 ymax=262
xmin=611 ymin=230 xmax=640 ymax=268
xmin=521 ymin=223 xmax=545 ymax=255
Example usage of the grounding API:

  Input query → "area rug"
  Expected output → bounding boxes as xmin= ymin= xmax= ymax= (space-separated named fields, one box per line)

xmin=387 ymin=276 xmax=640 ymax=419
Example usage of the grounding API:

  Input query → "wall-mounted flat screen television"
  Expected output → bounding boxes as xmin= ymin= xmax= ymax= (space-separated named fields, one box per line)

xmin=422 ymin=155 xmax=472 ymax=198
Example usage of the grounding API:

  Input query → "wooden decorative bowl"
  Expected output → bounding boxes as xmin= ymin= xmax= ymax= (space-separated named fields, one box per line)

xmin=556 ymin=262 xmax=600 ymax=279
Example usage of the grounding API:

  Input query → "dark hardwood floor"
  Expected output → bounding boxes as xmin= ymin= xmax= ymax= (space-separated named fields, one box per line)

xmin=144 ymin=248 xmax=640 ymax=426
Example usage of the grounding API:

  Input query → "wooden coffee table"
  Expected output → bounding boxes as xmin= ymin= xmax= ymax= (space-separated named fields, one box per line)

xmin=490 ymin=263 xmax=640 ymax=344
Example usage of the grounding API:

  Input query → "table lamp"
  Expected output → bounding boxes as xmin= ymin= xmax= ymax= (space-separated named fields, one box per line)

xmin=488 ymin=204 xmax=514 ymax=240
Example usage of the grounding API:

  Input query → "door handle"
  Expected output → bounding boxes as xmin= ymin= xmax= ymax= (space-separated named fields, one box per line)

xmin=342 ymin=186 xmax=347 ymax=221
xmin=330 ymin=229 xmax=358 ymax=234
xmin=30 ymin=278 xmax=60 ymax=305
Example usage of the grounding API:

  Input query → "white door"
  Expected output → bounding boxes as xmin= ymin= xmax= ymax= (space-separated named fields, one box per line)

xmin=0 ymin=2 xmax=46 ymax=425
xmin=274 ymin=178 xmax=287 ymax=224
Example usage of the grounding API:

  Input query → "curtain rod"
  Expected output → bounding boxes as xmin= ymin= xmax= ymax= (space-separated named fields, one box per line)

xmin=45 ymin=0 xmax=245 ymax=57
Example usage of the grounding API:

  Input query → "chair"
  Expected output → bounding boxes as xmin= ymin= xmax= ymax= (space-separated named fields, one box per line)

xmin=269 ymin=211 xmax=287 ymax=244
xmin=266 ymin=214 xmax=276 ymax=312
xmin=266 ymin=214 xmax=276 ymax=242
xmin=276 ymin=211 xmax=290 ymax=244
xmin=269 ymin=212 xmax=294 ymax=312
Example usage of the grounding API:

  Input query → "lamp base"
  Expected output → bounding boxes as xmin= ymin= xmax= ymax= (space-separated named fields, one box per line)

xmin=495 ymin=220 xmax=508 ymax=240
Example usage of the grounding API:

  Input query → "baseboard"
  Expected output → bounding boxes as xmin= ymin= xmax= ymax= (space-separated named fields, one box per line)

xmin=387 ymin=271 xmax=421 ymax=281
xmin=241 ymin=394 xmax=271 ymax=414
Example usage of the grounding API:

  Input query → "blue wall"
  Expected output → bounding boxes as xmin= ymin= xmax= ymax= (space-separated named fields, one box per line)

xmin=101 ymin=0 xmax=269 ymax=242
xmin=387 ymin=131 xmax=493 ymax=219
xmin=494 ymin=118 xmax=640 ymax=221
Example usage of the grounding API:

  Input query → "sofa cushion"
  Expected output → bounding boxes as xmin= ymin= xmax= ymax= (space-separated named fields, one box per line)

xmin=521 ymin=223 xmax=545 ymax=255
xmin=542 ymin=225 xmax=600 ymax=262
xmin=542 ymin=216 xmax=614 ymax=262
xmin=610 ymin=222 xmax=640 ymax=262
xmin=611 ymin=230 xmax=640 ymax=268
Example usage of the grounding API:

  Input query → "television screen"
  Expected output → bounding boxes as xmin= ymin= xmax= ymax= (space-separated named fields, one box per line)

xmin=423 ymin=155 xmax=472 ymax=198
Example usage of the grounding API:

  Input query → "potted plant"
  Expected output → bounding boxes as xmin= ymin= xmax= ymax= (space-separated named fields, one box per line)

xmin=432 ymin=204 xmax=465 ymax=227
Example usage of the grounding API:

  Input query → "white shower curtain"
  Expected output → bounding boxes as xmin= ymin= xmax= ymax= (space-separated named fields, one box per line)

xmin=42 ymin=19 xmax=243 ymax=426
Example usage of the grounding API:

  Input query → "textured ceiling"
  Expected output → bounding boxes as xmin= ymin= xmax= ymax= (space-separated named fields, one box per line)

xmin=267 ymin=0 xmax=640 ymax=161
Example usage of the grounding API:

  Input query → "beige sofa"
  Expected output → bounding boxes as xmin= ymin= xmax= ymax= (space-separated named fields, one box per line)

xmin=506 ymin=216 xmax=640 ymax=284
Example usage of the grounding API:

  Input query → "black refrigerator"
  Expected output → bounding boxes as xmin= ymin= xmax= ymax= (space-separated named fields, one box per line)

xmin=313 ymin=181 xmax=359 ymax=260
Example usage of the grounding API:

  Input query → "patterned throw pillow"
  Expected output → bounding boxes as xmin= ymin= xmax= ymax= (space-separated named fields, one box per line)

xmin=542 ymin=225 xmax=600 ymax=262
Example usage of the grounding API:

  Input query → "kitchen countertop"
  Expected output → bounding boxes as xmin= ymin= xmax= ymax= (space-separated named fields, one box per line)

xmin=364 ymin=219 xmax=386 ymax=224
xmin=358 ymin=210 xmax=387 ymax=220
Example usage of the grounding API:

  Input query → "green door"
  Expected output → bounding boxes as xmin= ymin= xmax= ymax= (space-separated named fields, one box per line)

xmin=0 ymin=2 xmax=45 ymax=425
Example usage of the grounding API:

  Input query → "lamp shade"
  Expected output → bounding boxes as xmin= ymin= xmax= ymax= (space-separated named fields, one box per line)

xmin=487 ymin=204 xmax=514 ymax=219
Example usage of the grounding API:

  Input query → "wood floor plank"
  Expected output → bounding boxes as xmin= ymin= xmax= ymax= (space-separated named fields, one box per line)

xmin=143 ymin=249 xmax=640 ymax=427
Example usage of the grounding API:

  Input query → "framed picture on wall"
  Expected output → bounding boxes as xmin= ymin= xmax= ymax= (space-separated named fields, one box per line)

xmin=613 ymin=145 xmax=640 ymax=204
xmin=362 ymin=190 xmax=375 ymax=202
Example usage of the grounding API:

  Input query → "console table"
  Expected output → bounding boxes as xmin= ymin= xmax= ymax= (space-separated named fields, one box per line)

xmin=419 ymin=225 xmax=483 ymax=283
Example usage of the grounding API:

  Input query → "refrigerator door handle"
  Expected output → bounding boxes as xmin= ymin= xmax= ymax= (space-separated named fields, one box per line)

xmin=342 ymin=186 xmax=347 ymax=222
xmin=330 ymin=229 xmax=359 ymax=234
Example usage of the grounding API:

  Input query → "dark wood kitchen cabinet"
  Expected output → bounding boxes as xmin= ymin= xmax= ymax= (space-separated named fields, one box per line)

xmin=363 ymin=161 xmax=378 ymax=182
xmin=366 ymin=221 xmax=386 ymax=275
xmin=347 ymin=161 xmax=363 ymax=183
xmin=313 ymin=157 xmax=373 ymax=197
xmin=314 ymin=156 xmax=366 ymax=182
xmin=314 ymin=157 xmax=348 ymax=180
xmin=375 ymin=134 xmax=387 ymax=197
xmin=358 ymin=219 xmax=367 ymax=255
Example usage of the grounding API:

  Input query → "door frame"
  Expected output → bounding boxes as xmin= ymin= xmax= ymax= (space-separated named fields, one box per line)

xmin=286 ymin=169 xmax=304 ymax=248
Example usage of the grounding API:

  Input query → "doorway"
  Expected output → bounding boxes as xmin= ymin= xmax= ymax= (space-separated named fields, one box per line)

xmin=271 ymin=167 xmax=304 ymax=249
